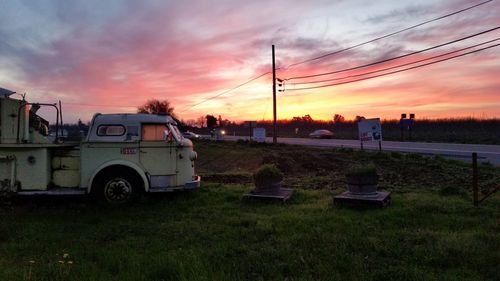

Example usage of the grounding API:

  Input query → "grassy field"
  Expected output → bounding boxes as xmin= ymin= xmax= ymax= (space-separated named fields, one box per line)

xmin=0 ymin=141 xmax=499 ymax=281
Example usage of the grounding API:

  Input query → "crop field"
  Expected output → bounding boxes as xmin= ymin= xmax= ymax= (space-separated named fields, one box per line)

xmin=0 ymin=141 xmax=499 ymax=281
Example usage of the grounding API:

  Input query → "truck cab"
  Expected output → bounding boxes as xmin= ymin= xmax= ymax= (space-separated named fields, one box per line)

xmin=0 ymin=88 xmax=200 ymax=203
xmin=81 ymin=113 xmax=200 ymax=202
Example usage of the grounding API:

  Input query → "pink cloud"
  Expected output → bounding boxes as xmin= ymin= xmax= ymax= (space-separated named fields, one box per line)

xmin=1 ymin=0 xmax=499 ymax=123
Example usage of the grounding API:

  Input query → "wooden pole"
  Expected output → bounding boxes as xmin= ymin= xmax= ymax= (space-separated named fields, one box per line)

xmin=472 ymin=152 xmax=478 ymax=207
xmin=272 ymin=45 xmax=277 ymax=144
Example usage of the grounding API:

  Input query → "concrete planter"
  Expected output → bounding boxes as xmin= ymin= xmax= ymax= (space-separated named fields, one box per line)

xmin=254 ymin=179 xmax=282 ymax=193
xmin=253 ymin=164 xmax=283 ymax=193
xmin=346 ymin=174 xmax=379 ymax=195
xmin=250 ymin=164 xmax=288 ymax=199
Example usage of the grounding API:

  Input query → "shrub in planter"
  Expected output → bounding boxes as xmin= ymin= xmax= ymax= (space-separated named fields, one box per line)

xmin=253 ymin=164 xmax=284 ymax=192
xmin=345 ymin=164 xmax=379 ymax=194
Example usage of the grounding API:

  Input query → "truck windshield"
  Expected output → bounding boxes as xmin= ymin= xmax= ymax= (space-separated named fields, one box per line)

xmin=142 ymin=124 xmax=170 ymax=141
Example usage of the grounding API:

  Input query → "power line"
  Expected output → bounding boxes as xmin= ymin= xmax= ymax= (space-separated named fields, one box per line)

xmin=285 ymin=43 xmax=500 ymax=91
xmin=286 ymin=26 xmax=500 ymax=80
xmin=180 ymin=71 xmax=270 ymax=112
xmin=62 ymin=72 xmax=271 ymax=112
xmin=63 ymin=102 xmax=136 ymax=108
xmin=289 ymin=38 xmax=500 ymax=85
xmin=283 ymin=0 xmax=494 ymax=69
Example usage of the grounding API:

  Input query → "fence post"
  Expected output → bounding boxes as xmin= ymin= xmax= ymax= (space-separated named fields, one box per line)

xmin=472 ymin=152 xmax=478 ymax=207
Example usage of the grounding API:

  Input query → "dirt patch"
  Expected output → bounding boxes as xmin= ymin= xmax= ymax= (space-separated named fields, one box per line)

xmin=262 ymin=149 xmax=353 ymax=173
xmin=194 ymin=141 xmax=500 ymax=193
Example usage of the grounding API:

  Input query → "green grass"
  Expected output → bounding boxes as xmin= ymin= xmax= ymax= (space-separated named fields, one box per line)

xmin=0 ymin=141 xmax=499 ymax=280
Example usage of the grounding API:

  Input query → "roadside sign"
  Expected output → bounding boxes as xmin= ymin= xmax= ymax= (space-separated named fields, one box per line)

xmin=252 ymin=127 xmax=266 ymax=142
xmin=399 ymin=113 xmax=416 ymax=141
xmin=400 ymin=119 xmax=414 ymax=127
xmin=358 ymin=118 xmax=382 ymax=142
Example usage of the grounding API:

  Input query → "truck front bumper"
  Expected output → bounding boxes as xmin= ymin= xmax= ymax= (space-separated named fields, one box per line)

xmin=148 ymin=175 xmax=201 ymax=193
xmin=185 ymin=175 xmax=201 ymax=189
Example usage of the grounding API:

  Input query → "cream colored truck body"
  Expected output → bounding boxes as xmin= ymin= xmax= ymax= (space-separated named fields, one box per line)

xmin=0 ymin=90 xmax=200 ymax=201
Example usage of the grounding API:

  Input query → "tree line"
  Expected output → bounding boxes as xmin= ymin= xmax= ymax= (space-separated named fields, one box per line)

xmin=56 ymin=99 xmax=500 ymax=144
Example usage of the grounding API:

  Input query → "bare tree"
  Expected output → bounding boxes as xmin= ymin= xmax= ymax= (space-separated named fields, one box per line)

xmin=138 ymin=99 xmax=176 ymax=117
xmin=333 ymin=114 xmax=345 ymax=123
xmin=354 ymin=115 xmax=366 ymax=123
xmin=206 ymin=115 xmax=217 ymax=128
xmin=196 ymin=116 xmax=206 ymax=128
xmin=184 ymin=119 xmax=198 ymax=127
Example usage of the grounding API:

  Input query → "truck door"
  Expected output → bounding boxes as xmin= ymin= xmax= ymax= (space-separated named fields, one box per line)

xmin=139 ymin=124 xmax=177 ymax=187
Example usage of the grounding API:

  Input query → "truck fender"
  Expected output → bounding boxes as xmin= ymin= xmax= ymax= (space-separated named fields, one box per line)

xmin=87 ymin=160 xmax=150 ymax=193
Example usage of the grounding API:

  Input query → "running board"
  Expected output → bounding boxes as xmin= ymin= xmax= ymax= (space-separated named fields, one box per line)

xmin=17 ymin=188 xmax=87 ymax=196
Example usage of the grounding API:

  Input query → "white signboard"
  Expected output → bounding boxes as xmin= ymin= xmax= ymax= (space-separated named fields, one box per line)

xmin=252 ymin=127 xmax=266 ymax=142
xmin=358 ymin=118 xmax=382 ymax=142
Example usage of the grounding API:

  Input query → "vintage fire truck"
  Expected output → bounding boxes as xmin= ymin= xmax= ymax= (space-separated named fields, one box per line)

xmin=0 ymin=88 xmax=200 ymax=203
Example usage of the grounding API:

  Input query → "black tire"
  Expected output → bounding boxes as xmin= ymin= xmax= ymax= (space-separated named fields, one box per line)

xmin=94 ymin=170 xmax=142 ymax=204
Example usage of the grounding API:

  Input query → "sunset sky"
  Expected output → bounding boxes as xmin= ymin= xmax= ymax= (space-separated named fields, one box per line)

xmin=0 ymin=0 xmax=499 ymax=123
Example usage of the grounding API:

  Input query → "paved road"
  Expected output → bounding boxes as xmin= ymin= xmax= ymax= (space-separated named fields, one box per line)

xmin=222 ymin=136 xmax=500 ymax=165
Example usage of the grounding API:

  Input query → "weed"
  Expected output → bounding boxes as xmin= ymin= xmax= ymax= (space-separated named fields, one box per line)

xmin=236 ymin=139 xmax=249 ymax=145
xmin=438 ymin=185 xmax=468 ymax=197
xmin=390 ymin=151 xmax=403 ymax=159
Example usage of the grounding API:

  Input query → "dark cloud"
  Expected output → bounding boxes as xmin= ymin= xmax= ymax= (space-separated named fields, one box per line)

xmin=366 ymin=4 xmax=430 ymax=24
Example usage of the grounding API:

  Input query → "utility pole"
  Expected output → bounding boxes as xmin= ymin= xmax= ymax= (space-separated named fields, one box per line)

xmin=272 ymin=45 xmax=277 ymax=144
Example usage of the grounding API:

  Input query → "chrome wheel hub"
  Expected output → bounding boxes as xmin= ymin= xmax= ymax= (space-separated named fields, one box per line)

xmin=104 ymin=178 xmax=132 ymax=203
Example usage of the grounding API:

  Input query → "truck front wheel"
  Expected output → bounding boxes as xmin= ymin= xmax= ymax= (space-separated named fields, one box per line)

xmin=94 ymin=171 xmax=142 ymax=204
